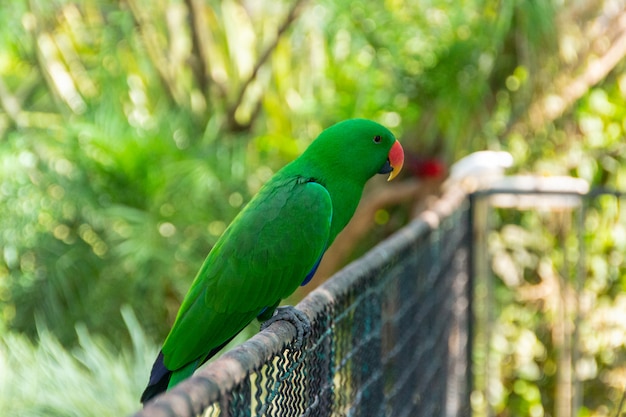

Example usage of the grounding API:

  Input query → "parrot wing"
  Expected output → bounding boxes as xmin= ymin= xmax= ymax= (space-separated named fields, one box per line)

xmin=161 ymin=177 xmax=332 ymax=370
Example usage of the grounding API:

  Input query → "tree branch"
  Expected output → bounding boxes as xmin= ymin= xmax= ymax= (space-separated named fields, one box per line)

xmin=225 ymin=0 xmax=307 ymax=132
xmin=511 ymin=8 xmax=626 ymax=133
xmin=125 ymin=0 xmax=186 ymax=106
xmin=184 ymin=0 xmax=211 ymax=101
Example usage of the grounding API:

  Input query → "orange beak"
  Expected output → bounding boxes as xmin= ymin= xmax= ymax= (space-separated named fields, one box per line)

xmin=387 ymin=140 xmax=404 ymax=181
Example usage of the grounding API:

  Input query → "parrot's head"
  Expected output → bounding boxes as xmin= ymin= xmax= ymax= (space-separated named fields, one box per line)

xmin=304 ymin=119 xmax=404 ymax=184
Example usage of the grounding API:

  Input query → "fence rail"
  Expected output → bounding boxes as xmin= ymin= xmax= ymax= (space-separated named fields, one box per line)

xmin=134 ymin=186 xmax=472 ymax=417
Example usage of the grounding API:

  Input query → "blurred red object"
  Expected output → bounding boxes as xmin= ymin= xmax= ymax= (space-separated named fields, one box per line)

xmin=406 ymin=155 xmax=447 ymax=179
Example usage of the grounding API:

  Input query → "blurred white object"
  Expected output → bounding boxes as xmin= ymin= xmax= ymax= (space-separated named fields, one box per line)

xmin=446 ymin=151 xmax=514 ymax=191
xmin=449 ymin=151 xmax=514 ymax=180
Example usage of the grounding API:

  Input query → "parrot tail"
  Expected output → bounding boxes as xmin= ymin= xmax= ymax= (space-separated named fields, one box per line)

xmin=140 ymin=351 xmax=171 ymax=405
xmin=140 ymin=336 xmax=238 ymax=405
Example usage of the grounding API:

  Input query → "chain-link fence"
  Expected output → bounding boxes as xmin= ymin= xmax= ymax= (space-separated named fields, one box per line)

xmin=134 ymin=186 xmax=472 ymax=417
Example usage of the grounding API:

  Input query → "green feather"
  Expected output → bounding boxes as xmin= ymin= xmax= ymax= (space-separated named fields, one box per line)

xmin=150 ymin=118 xmax=400 ymax=395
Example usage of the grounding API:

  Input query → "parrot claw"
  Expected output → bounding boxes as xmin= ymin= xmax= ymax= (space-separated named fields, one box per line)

xmin=260 ymin=306 xmax=311 ymax=350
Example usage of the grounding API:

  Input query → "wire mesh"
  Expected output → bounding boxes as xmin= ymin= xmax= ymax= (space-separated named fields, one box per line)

xmin=134 ymin=187 xmax=471 ymax=417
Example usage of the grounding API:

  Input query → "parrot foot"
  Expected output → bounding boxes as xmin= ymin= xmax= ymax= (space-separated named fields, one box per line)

xmin=260 ymin=306 xmax=311 ymax=350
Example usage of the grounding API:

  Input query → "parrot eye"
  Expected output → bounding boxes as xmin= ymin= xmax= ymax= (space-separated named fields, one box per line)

xmin=373 ymin=135 xmax=382 ymax=143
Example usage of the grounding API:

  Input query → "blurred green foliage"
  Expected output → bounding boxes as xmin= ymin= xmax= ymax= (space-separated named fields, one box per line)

xmin=479 ymin=197 xmax=626 ymax=417
xmin=0 ymin=306 xmax=156 ymax=416
xmin=1 ymin=0 xmax=626 ymax=415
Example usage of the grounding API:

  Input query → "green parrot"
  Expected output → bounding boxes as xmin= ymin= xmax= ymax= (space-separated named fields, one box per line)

xmin=140 ymin=119 xmax=404 ymax=404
